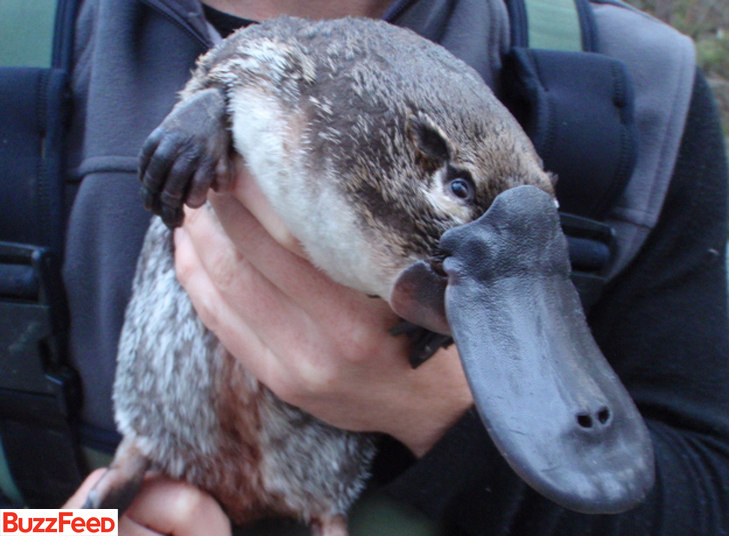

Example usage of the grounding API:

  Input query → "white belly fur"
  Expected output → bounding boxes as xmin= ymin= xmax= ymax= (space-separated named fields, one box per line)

xmin=228 ymin=86 xmax=395 ymax=299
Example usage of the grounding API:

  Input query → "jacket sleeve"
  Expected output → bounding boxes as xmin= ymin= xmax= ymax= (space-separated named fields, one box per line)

xmin=383 ymin=69 xmax=729 ymax=536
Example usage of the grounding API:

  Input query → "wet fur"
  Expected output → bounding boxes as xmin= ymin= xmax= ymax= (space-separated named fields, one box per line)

xmin=98 ymin=17 xmax=554 ymax=534
xmin=111 ymin=218 xmax=375 ymax=527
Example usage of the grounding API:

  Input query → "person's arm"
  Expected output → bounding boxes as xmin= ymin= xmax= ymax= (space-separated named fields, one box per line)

xmin=383 ymin=69 xmax=729 ymax=535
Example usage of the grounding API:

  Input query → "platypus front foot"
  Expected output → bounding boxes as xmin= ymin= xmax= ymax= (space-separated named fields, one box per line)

xmin=138 ymin=87 xmax=232 ymax=228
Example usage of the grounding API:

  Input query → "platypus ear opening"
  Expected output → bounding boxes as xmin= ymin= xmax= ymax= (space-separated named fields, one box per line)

xmin=407 ymin=113 xmax=452 ymax=163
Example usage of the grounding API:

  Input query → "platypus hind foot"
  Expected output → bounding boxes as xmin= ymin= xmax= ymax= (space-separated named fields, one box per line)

xmin=83 ymin=437 xmax=149 ymax=513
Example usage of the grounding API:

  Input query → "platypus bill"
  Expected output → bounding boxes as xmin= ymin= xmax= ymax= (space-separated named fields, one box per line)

xmin=85 ymin=16 xmax=654 ymax=534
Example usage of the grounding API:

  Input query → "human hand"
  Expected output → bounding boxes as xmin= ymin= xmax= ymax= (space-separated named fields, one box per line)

xmin=64 ymin=470 xmax=231 ymax=536
xmin=174 ymin=159 xmax=473 ymax=457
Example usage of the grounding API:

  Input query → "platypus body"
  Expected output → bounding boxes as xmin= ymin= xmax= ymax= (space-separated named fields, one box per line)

xmin=86 ymin=17 xmax=654 ymax=535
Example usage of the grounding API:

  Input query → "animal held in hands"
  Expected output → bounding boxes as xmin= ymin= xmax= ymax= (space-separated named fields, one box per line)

xmin=87 ymin=16 xmax=654 ymax=535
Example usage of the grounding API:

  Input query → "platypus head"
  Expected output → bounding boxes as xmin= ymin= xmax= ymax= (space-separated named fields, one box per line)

xmin=222 ymin=17 xmax=653 ymax=514
xmin=224 ymin=17 xmax=554 ymax=299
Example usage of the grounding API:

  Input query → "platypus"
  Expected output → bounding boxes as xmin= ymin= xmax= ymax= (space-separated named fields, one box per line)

xmin=85 ymin=16 xmax=654 ymax=535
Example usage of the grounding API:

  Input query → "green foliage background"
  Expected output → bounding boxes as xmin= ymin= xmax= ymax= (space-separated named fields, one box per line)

xmin=627 ymin=0 xmax=729 ymax=141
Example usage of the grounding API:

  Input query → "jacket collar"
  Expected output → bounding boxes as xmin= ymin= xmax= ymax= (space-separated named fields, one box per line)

xmin=136 ymin=0 xmax=508 ymax=93
xmin=139 ymin=0 xmax=213 ymax=46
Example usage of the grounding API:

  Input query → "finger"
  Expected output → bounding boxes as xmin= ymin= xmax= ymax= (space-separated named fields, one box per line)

xmin=118 ymin=516 xmax=164 ymax=536
xmin=182 ymin=199 xmax=356 ymax=328
xmin=63 ymin=469 xmax=107 ymax=508
xmin=181 ymin=200 xmax=404 ymax=398
xmin=207 ymin=191 xmax=396 ymax=327
xmin=177 ymin=207 xmax=376 ymax=399
xmin=209 ymin=161 xmax=385 ymax=318
xmin=124 ymin=476 xmax=231 ymax=536
xmin=176 ymin=218 xmax=346 ymax=405
xmin=177 ymin=206 xmax=301 ymax=325
xmin=173 ymin=219 xmax=287 ymax=385
xmin=178 ymin=209 xmax=341 ymax=398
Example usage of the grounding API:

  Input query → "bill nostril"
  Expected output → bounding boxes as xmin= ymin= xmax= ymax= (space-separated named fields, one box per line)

xmin=598 ymin=407 xmax=611 ymax=425
xmin=577 ymin=413 xmax=593 ymax=429
xmin=577 ymin=407 xmax=612 ymax=430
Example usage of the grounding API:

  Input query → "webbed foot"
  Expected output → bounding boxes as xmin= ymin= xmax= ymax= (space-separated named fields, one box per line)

xmin=139 ymin=87 xmax=231 ymax=228
xmin=83 ymin=437 xmax=149 ymax=513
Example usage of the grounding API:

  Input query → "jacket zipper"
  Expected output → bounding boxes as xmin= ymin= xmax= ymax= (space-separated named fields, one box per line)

xmin=138 ymin=0 xmax=212 ymax=48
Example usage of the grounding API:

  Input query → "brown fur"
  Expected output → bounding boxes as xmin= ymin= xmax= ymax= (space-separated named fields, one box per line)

xmin=92 ymin=17 xmax=554 ymax=535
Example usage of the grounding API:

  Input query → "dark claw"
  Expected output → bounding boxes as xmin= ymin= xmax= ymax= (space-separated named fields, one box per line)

xmin=140 ymin=184 xmax=161 ymax=213
xmin=140 ymin=132 xmax=180 ymax=193
xmin=138 ymin=129 xmax=162 ymax=184
xmin=85 ymin=438 xmax=149 ymax=515
xmin=161 ymin=203 xmax=184 ymax=229
xmin=158 ymin=189 xmax=182 ymax=208
xmin=159 ymin=188 xmax=187 ymax=228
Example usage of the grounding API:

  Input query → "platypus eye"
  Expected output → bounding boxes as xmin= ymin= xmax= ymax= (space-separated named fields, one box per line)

xmin=449 ymin=178 xmax=473 ymax=200
xmin=445 ymin=165 xmax=475 ymax=203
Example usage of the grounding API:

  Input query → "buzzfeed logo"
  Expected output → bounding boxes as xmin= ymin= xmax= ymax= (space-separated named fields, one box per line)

xmin=1 ymin=510 xmax=117 ymax=535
